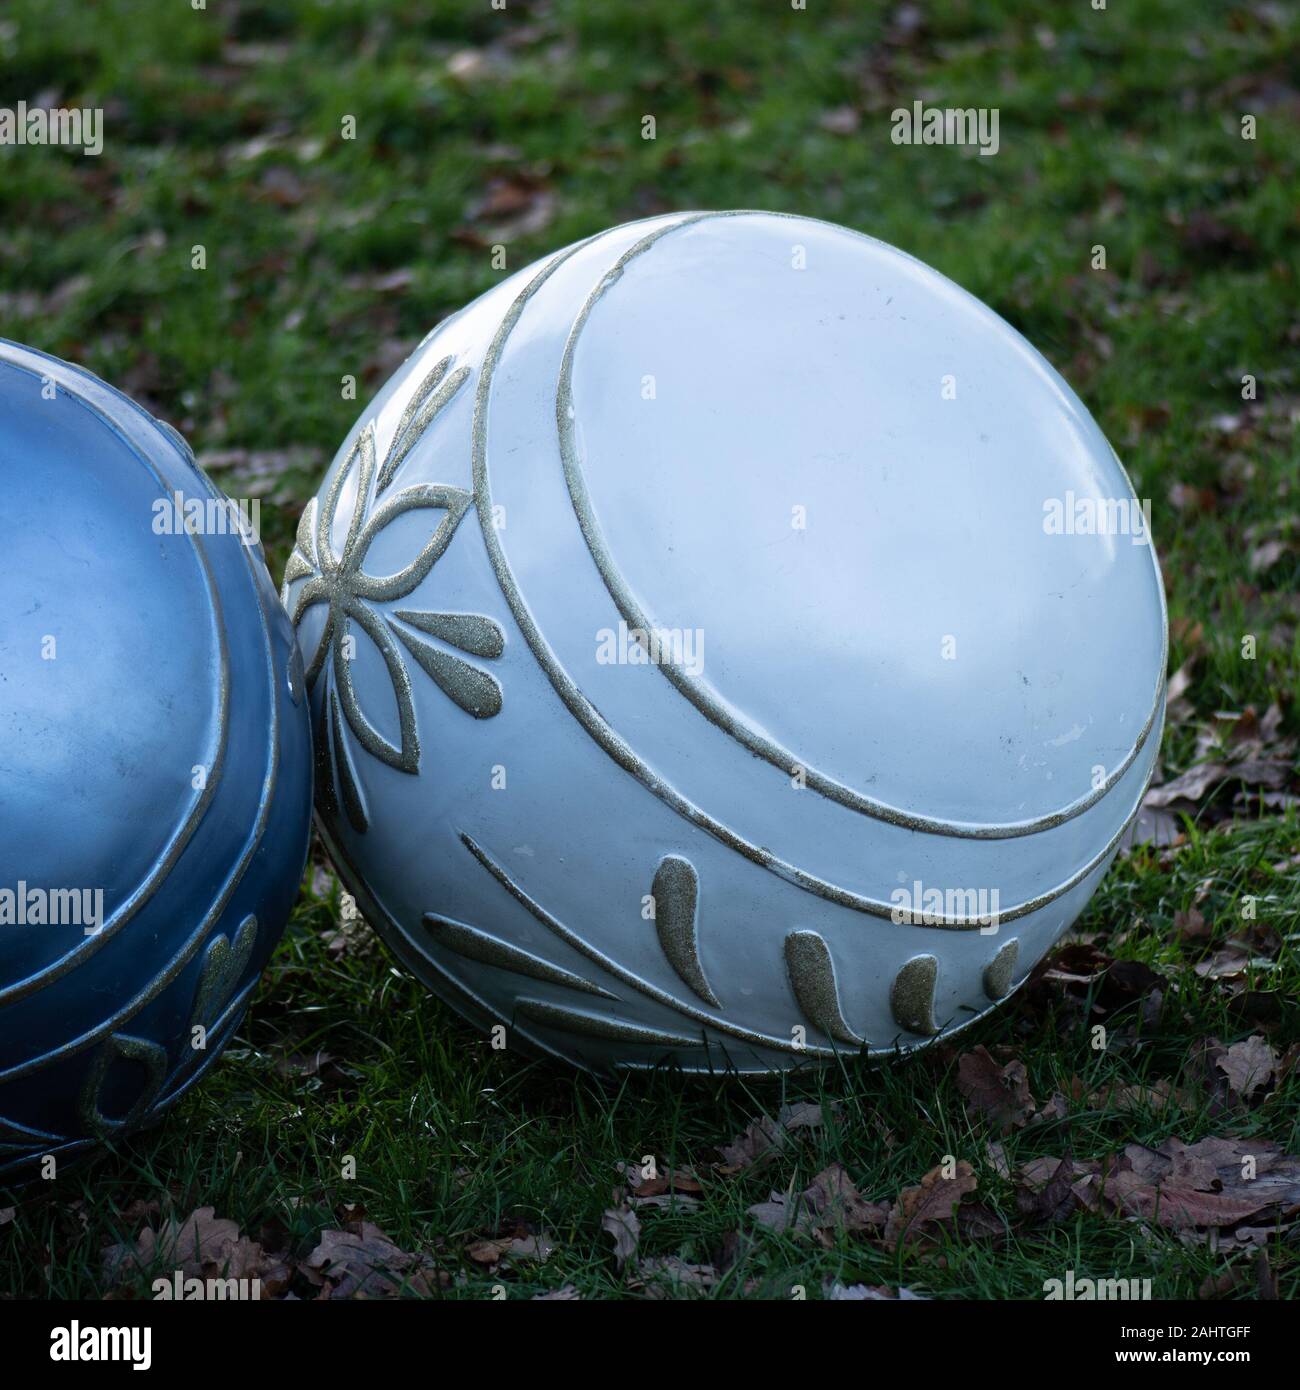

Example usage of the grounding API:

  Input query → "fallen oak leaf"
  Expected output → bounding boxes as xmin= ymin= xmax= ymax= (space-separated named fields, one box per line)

xmin=747 ymin=1187 xmax=809 ymax=1236
xmin=957 ymin=1046 xmax=1036 ymax=1130
xmin=1174 ymin=907 xmax=1213 ymax=942
xmin=621 ymin=1164 xmax=704 ymax=1198
xmin=747 ymin=1164 xmax=886 ymax=1242
xmin=466 ymin=1230 xmax=554 ymax=1267
xmin=631 ymin=1256 xmax=718 ymax=1297
xmin=1194 ymin=945 xmax=1251 ymax=980
xmin=601 ymin=1206 xmax=640 ymax=1269
xmin=955 ymin=1201 xmax=1005 ymax=1240
xmin=103 ymin=1206 xmax=239 ymax=1283
xmin=1105 ymin=1170 xmax=1275 ymax=1229
xmin=466 ymin=1237 xmax=513 ymax=1266
xmin=984 ymin=1141 xmax=1011 ymax=1179
xmin=883 ymin=1161 xmax=978 ymax=1252
xmin=778 ymin=1101 xmax=828 ymax=1132
xmin=1216 ymin=1035 xmax=1278 ymax=1102
xmin=717 ymin=1114 xmax=786 ymax=1172
xmin=1100 ymin=1137 xmax=1300 ymax=1231
xmin=802 ymin=1163 xmax=889 ymax=1243
xmin=717 ymin=1102 xmax=831 ymax=1174
xmin=103 ymin=1206 xmax=293 ymax=1298
xmin=1146 ymin=757 xmax=1291 ymax=809
xmin=629 ymin=1193 xmax=700 ymax=1212
xmin=304 ymin=1221 xmax=438 ymax=1298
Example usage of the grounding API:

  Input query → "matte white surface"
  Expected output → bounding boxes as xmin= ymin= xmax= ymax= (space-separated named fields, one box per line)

xmin=286 ymin=212 xmax=1167 ymax=1073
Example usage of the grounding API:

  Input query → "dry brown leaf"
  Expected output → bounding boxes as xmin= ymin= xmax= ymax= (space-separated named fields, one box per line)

xmin=1107 ymin=1170 xmax=1274 ymax=1228
xmin=1147 ymin=757 xmax=1292 ymax=809
xmin=883 ymin=1161 xmax=978 ymax=1252
xmin=778 ymin=1101 xmax=827 ymax=1132
xmin=985 ymin=1141 xmax=1011 ymax=1179
xmin=623 ymin=1164 xmax=704 ymax=1198
xmin=748 ymin=1163 xmax=886 ymax=1243
xmin=1174 ymin=906 xmax=1212 ymax=942
xmin=803 ymin=1163 xmax=889 ymax=1241
xmin=601 ymin=1206 xmax=640 ymax=1269
xmin=1103 ymin=1137 xmax=1300 ymax=1232
xmin=304 ymin=1221 xmax=438 ymax=1298
xmin=1195 ymin=945 xmax=1251 ymax=979
xmin=747 ymin=1188 xmax=809 ymax=1235
xmin=718 ymin=1115 xmax=786 ymax=1172
xmin=466 ymin=1238 xmax=508 ymax=1265
xmin=1024 ymin=1156 xmax=1083 ymax=1225
xmin=631 ymin=1256 xmax=718 ymax=1296
xmin=957 ymin=1046 xmax=1036 ymax=1129
xmin=102 ymin=1206 xmax=292 ymax=1297
xmin=1217 ymin=1035 xmax=1278 ymax=1101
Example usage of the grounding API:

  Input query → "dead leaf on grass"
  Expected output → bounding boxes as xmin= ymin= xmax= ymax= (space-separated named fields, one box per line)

xmin=304 ymin=1221 xmax=439 ymax=1298
xmin=957 ymin=1046 xmax=1036 ymax=1130
xmin=1216 ymin=1035 xmax=1279 ymax=1102
xmin=601 ymin=1206 xmax=640 ymax=1269
xmin=883 ymin=1162 xmax=978 ymax=1252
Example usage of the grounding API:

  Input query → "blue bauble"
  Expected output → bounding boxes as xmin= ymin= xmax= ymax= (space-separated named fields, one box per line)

xmin=0 ymin=340 xmax=312 ymax=1181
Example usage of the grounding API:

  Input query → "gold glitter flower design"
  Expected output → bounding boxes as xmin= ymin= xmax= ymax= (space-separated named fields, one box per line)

xmin=284 ymin=357 xmax=504 ymax=832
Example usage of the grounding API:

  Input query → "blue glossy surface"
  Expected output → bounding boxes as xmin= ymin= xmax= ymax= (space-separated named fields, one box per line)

xmin=0 ymin=340 xmax=312 ymax=1180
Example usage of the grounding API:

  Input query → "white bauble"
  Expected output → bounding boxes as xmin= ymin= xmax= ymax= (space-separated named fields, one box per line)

xmin=285 ymin=212 xmax=1166 ymax=1073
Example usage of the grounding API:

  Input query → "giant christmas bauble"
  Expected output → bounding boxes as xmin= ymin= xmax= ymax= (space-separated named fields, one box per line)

xmin=286 ymin=211 xmax=1166 ymax=1074
xmin=0 ymin=340 xmax=313 ymax=1179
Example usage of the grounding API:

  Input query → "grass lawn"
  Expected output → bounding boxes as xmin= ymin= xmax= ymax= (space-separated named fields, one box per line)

xmin=1 ymin=0 xmax=1297 ymax=1300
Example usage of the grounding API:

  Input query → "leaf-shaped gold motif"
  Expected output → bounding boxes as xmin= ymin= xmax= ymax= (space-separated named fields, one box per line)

xmin=280 ymin=354 xmax=503 ymax=823
xmin=332 ymin=601 xmax=419 ymax=771
xmin=424 ymin=914 xmax=616 ymax=998
xmin=390 ymin=619 xmax=503 ymax=719
xmin=891 ymin=954 xmax=940 ymax=1036
xmin=191 ymin=914 xmax=258 ymax=1033
xmin=377 ymin=356 xmax=472 ymax=494
xmin=393 ymin=610 xmax=504 ymax=659
xmin=784 ymin=931 xmax=863 ymax=1046
xmin=982 ymin=938 xmax=1019 ymax=1001
xmin=348 ymin=485 xmax=473 ymax=602
xmin=651 ymin=856 xmax=720 ymax=1007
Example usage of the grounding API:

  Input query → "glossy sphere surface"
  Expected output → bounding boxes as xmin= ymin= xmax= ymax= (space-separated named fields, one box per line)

xmin=0 ymin=340 xmax=312 ymax=1177
xmin=286 ymin=212 xmax=1166 ymax=1073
